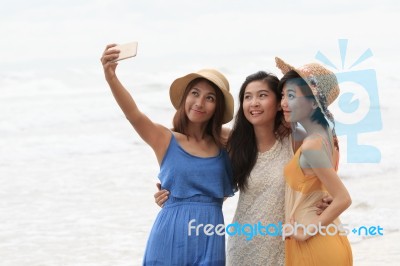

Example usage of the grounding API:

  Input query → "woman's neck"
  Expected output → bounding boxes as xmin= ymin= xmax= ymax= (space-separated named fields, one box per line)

xmin=300 ymin=119 xmax=326 ymax=136
xmin=253 ymin=124 xmax=277 ymax=153
xmin=186 ymin=123 xmax=208 ymax=141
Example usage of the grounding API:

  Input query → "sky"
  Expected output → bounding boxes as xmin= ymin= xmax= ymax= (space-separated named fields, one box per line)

xmin=1 ymin=0 xmax=399 ymax=79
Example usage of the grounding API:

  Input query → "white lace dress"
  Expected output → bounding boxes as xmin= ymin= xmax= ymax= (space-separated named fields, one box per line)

xmin=226 ymin=136 xmax=293 ymax=266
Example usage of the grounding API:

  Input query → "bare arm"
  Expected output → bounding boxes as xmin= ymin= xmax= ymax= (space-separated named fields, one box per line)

xmin=307 ymin=157 xmax=351 ymax=226
xmin=292 ymin=137 xmax=351 ymax=241
xmin=101 ymin=44 xmax=170 ymax=162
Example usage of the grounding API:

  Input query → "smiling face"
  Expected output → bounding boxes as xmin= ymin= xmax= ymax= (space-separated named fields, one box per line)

xmin=184 ymin=80 xmax=217 ymax=124
xmin=281 ymin=82 xmax=316 ymax=124
xmin=243 ymin=80 xmax=281 ymax=127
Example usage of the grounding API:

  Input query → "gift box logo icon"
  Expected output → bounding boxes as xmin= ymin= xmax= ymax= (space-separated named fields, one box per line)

xmin=315 ymin=39 xmax=382 ymax=163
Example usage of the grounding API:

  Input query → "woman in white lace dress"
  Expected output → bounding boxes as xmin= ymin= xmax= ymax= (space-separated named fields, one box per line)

xmin=225 ymin=71 xmax=295 ymax=266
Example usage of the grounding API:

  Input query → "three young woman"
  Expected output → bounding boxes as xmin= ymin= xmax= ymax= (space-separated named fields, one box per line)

xmin=102 ymin=42 xmax=353 ymax=265
xmin=156 ymin=68 xmax=345 ymax=265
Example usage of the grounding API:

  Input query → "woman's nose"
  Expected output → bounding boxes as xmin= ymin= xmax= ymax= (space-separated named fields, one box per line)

xmin=195 ymin=96 xmax=205 ymax=107
xmin=250 ymin=98 xmax=259 ymax=107
xmin=281 ymin=97 xmax=287 ymax=107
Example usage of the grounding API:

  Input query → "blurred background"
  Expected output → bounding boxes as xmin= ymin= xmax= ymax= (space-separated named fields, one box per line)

xmin=1 ymin=0 xmax=399 ymax=265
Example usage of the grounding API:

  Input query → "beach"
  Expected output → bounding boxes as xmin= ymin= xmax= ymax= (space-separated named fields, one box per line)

xmin=1 ymin=65 xmax=399 ymax=265
xmin=1 ymin=1 xmax=399 ymax=265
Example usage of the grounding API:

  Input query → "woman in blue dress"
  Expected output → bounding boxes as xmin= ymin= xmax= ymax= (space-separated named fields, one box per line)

xmin=101 ymin=44 xmax=235 ymax=265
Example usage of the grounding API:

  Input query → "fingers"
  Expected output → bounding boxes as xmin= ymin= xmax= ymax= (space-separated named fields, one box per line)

xmin=154 ymin=190 xmax=167 ymax=198
xmin=322 ymin=196 xmax=333 ymax=204
xmin=158 ymin=193 xmax=169 ymax=207
xmin=154 ymin=190 xmax=169 ymax=207
xmin=100 ymin=44 xmax=120 ymax=65
xmin=315 ymin=200 xmax=330 ymax=215
xmin=104 ymin=43 xmax=117 ymax=52
xmin=154 ymin=183 xmax=169 ymax=207
xmin=316 ymin=202 xmax=329 ymax=209
xmin=100 ymin=52 xmax=119 ymax=65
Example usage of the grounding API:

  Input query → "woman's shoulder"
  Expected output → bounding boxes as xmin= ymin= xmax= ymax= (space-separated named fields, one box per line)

xmin=301 ymin=132 xmax=335 ymax=164
xmin=171 ymin=131 xmax=184 ymax=140
xmin=300 ymin=134 xmax=336 ymax=169
xmin=302 ymin=133 xmax=326 ymax=150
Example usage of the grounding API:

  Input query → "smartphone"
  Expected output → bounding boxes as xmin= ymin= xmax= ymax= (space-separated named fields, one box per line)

xmin=111 ymin=41 xmax=138 ymax=62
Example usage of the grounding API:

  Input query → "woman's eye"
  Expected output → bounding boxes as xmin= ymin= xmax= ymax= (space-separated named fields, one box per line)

xmin=244 ymin=95 xmax=251 ymax=100
xmin=206 ymin=96 xmax=215 ymax=102
xmin=259 ymin=94 xmax=267 ymax=98
xmin=191 ymin=91 xmax=199 ymax=96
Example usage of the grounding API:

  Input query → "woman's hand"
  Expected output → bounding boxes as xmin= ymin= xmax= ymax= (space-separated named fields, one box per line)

xmin=284 ymin=218 xmax=313 ymax=242
xmin=100 ymin=44 xmax=120 ymax=82
xmin=154 ymin=183 xmax=169 ymax=207
xmin=290 ymin=227 xmax=312 ymax=242
xmin=316 ymin=195 xmax=333 ymax=215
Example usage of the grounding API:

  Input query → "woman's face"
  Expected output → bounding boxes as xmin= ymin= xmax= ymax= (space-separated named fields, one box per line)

xmin=242 ymin=80 xmax=280 ymax=127
xmin=281 ymin=82 xmax=315 ymax=123
xmin=184 ymin=80 xmax=217 ymax=124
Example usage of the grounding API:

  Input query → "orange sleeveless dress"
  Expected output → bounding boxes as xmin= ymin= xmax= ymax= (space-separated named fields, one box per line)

xmin=284 ymin=144 xmax=353 ymax=266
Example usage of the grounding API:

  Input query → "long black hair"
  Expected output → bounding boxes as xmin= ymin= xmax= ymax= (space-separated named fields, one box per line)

xmin=227 ymin=71 xmax=290 ymax=191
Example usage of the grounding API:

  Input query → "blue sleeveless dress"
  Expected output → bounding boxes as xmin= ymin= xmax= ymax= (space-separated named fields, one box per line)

xmin=143 ymin=133 xmax=235 ymax=265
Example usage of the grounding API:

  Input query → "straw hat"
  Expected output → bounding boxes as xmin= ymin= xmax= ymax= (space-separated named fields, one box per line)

xmin=275 ymin=57 xmax=340 ymax=124
xmin=169 ymin=69 xmax=234 ymax=124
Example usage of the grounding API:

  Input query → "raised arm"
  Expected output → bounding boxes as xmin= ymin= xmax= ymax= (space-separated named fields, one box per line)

xmin=101 ymin=44 xmax=170 ymax=162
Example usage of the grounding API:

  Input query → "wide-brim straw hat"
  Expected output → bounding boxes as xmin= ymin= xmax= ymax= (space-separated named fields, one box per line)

xmin=275 ymin=57 xmax=340 ymax=124
xmin=169 ymin=69 xmax=234 ymax=124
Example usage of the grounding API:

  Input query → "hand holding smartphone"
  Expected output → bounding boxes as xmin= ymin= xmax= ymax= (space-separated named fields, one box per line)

xmin=110 ymin=41 xmax=138 ymax=62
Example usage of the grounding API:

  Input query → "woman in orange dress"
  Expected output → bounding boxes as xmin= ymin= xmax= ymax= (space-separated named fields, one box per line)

xmin=276 ymin=57 xmax=353 ymax=266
